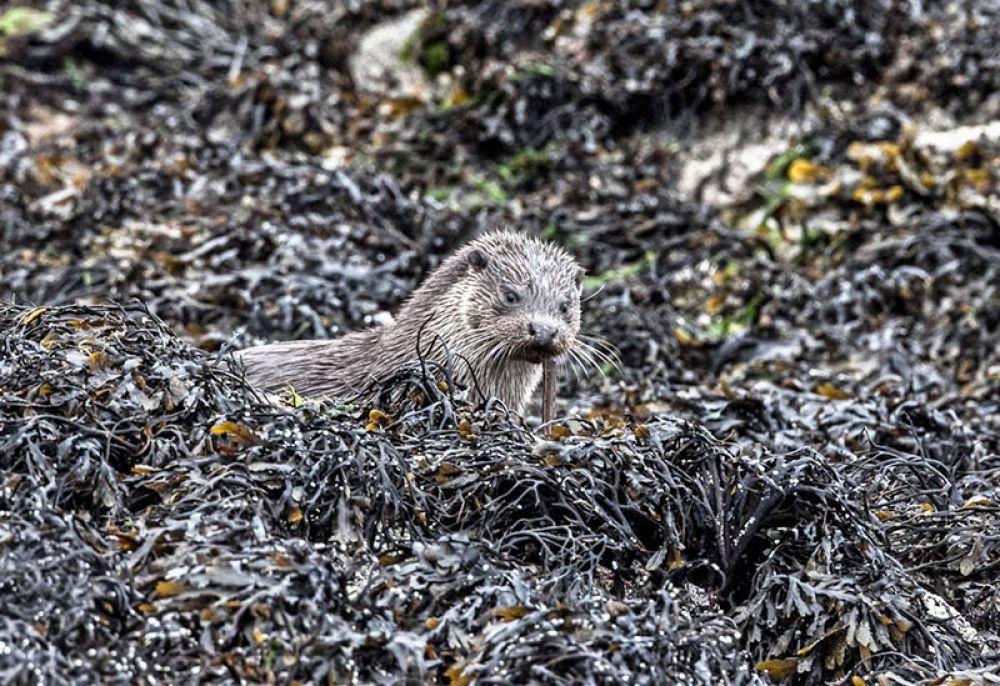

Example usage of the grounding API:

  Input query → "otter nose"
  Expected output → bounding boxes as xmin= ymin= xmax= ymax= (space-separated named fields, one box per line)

xmin=528 ymin=321 xmax=557 ymax=347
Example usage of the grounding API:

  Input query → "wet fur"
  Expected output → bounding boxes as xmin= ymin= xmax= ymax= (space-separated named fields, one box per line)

xmin=238 ymin=231 xmax=583 ymax=413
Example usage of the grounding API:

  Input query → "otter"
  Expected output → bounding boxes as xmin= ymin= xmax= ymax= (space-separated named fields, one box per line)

xmin=238 ymin=230 xmax=587 ymax=414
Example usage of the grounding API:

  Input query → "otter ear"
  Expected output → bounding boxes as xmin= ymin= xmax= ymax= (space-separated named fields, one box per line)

xmin=467 ymin=248 xmax=489 ymax=271
xmin=574 ymin=266 xmax=585 ymax=289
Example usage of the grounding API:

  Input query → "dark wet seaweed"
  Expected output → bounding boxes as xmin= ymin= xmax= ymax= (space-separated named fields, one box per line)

xmin=1 ymin=1 xmax=999 ymax=684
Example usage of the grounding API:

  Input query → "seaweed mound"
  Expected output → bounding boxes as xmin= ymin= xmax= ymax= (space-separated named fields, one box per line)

xmin=0 ymin=303 xmax=756 ymax=683
xmin=2 ymin=303 xmax=997 ymax=684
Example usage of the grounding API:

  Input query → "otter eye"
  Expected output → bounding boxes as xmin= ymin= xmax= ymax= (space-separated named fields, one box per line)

xmin=558 ymin=301 xmax=570 ymax=315
xmin=503 ymin=288 xmax=521 ymax=305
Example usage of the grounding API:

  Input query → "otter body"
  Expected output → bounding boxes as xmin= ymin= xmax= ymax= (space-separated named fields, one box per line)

xmin=238 ymin=231 xmax=584 ymax=414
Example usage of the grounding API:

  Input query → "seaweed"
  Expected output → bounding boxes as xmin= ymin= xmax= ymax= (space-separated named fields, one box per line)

xmin=2 ymin=0 xmax=999 ymax=684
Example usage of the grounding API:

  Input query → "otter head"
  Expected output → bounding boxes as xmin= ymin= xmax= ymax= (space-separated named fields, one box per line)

xmin=458 ymin=231 xmax=584 ymax=366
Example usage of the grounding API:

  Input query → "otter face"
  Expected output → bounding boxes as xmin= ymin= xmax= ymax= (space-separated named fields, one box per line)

xmin=461 ymin=233 xmax=584 ymax=367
